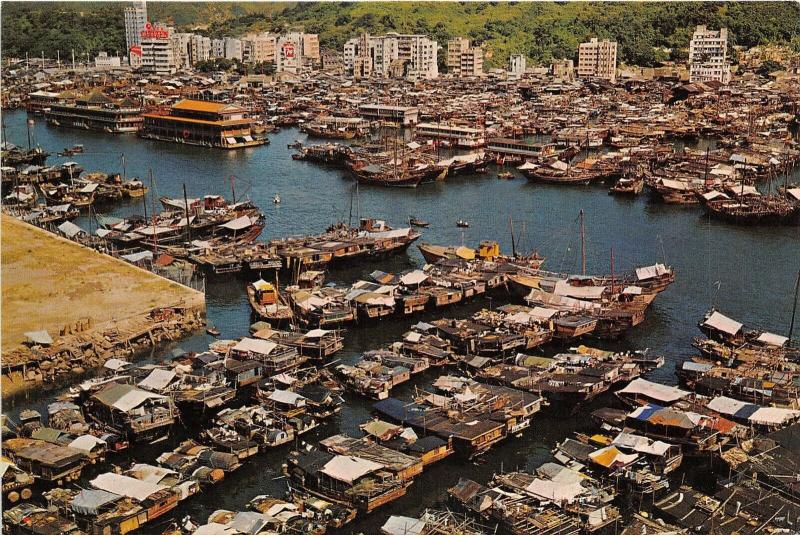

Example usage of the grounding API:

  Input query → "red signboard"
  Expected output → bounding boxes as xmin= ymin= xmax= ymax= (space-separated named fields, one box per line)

xmin=129 ymin=45 xmax=142 ymax=57
xmin=140 ymin=22 xmax=169 ymax=40
xmin=282 ymin=42 xmax=296 ymax=59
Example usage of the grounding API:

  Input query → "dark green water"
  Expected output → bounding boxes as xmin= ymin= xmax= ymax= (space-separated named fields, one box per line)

xmin=3 ymin=109 xmax=799 ymax=532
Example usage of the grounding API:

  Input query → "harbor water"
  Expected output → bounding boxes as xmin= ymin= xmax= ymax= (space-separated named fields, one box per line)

xmin=3 ymin=109 xmax=799 ymax=532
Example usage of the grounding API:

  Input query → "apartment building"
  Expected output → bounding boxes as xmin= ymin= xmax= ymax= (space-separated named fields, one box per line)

xmin=242 ymin=33 xmax=277 ymax=63
xmin=689 ymin=25 xmax=731 ymax=84
xmin=577 ymin=38 xmax=617 ymax=82
xmin=344 ymin=33 xmax=438 ymax=79
xmin=275 ymin=32 xmax=321 ymax=73
xmin=139 ymin=23 xmax=176 ymax=74
xmin=447 ymin=38 xmax=483 ymax=77
xmin=188 ymin=34 xmax=212 ymax=64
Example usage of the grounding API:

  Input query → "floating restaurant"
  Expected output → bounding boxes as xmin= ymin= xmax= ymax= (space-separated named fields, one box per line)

xmin=140 ymin=99 xmax=267 ymax=148
xmin=45 ymin=92 xmax=143 ymax=133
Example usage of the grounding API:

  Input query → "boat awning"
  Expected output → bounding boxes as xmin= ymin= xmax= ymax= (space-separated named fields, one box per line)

xmin=79 ymin=183 xmax=99 ymax=193
xmin=243 ymin=135 xmax=253 ymax=142
xmin=530 ymin=306 xmax=558 ymax=320
xmin=320 ymin=455 xmax=382 ymax=483
xmin=226 ymin=137 xmax=237 ymax=145
xmin=103 ymin=358 xmax=130 ymax=371
xmin=71 ymin=489 xmax=121 ymax=516
xmin=702 ymin=311 xmax=743 ymax=336
xmin=90 ymin=472 xmax=167 ymax=502
xmin=400 ymin=270 xmax=428 ymax=286
xmin=221 ymin=215 xmax=253 ymax=230
xmin=68 ymin=435 xmax=106 ymax=453
xmin=787 ymin=188 xmax=800 ymax=201
xmin=589 ymin=446 xmax=638 ymax=469
xmin=635 ymin=263 xmax=670 ymax=281
xmin=756 ymin=332 xmax=788 ymax=347
xmin=268 ymin=389 xmax=306 ymax=406
xmin=96 ymin=228 xmax=113 ymax=237
xmin=233 ymin=337 xmax=277 ymax=355
xmin=618 ymin=378 xmax=688 ymax=404
xmin=382 ymin=516 xmax=427 ymax=535
xmin=303 ymin=329 xmax=330 ymax=338
xmin=553 ymin=280 xmax=606 ymax=300
xmin=517 ymin=161 xmax=538 ymax=170
xmin=525 ymin=478 xmax=584 ymax=503
xmin=701 ymin=190 xmax=728 ymax=201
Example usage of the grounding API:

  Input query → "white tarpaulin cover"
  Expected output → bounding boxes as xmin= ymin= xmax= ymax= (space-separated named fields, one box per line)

xmin=221 ymin=215 xmax=254 ymax=231
xmin=635 ymin=264 xmax=670 ymax=281
xmin=381 ymin=516 xmax=427 ymax=535
xmin=68 ymin=435 xmax=106 ymax=453
xmin=525 ymin=478 xmax=584 ymax=503
xmin=91 ymin=472 xmax=167 ymax=502
xmin=57 ymin=221 xmax=84 ymax=237
xmin=400 ymin=270 xmax=428 ymax=286
xmin=268 ymin=390 xmax=306 ymax=406
xmin=321 ymin=455 xmax=382 ymax=483
xmin=232 ymin=338 xmax=277 ymax=355
xmin=618 ymin=378 xmax=688 ymax=403
xmin=702 ymin=311 xmax=743 ymax=336
xmin=553 ymin=280 xmax=606 ymax=300
xmin=756 ymin=332 xmax=788 ymax=347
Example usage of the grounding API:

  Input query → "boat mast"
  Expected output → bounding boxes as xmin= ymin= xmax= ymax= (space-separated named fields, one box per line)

xmin=610 ymin=247 xmax=615 ymax=294
xmin=121 ymin=153 xmax=126 ymax=181
xmin=149 ymin=169 xmax=157 ymax=257
xmin=789 ymin=270 xmax=800 ymax=345
xmin=579 ymin=209 xmax=586 ymax=275
xmin=183 ymin=183 xmax=192 ymax=243
xmin=509 ymin=216 xmax=516 ymax=257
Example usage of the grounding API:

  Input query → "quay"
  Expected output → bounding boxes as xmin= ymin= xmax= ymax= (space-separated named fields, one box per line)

xmin=1 ymin=214 xmax=205 ymax=396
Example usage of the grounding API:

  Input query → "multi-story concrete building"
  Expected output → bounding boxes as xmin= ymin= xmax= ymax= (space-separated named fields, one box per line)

xmin=508 ymin=54 xmax=526 ymax=79
xmin=124 ymin=1 xmax=147 ymax=59
xmin=188 ymin=34 xmax=212 ymax=64
xmin=242 ymin=33 xmax=277 ymax=63
xmin=447 ymin=38 xmax=482 ymax=77
xmin=577 ymin=38 xmax=617 ymax=82
xmin=171 ymin=32 xmax=193 ymax=69
xmin=211 ymin=39 xmax=225 ymax=59
xmin=139 ymin=22 xmax=176 ymax=74
xmin=551 ymin=58 xmax=575 ymax=80
xmin=344 ymin=33 xmax=438 ymax=79
xmin=224 ymin=38 xmax=243 ymax=62
xmin=274 ymin=32 xmax=320 ymax=72
xmin=689 ymin=25 xmax=731 ymax=84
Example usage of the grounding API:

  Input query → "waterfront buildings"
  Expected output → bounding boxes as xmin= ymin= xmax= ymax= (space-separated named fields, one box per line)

xmin=578 ymin=38 xmax=617 ymax=82
xmin=447 ymin=38 xmax=483 ymax=77
xmin=45 ymin=92 xmax=143 ymax=133
xmin=140 ymin=99 xmax=266 ymax=148
xmin=344 ymin=33 xmax=438 ymax=79
xmin=94 ymin=52 xmax=122 ymax=69
xmin=124 ymin=0 xmax=147 ymax=60
xmin=689 ymin=25 xmax=731 ymax=84
xmin=416 ymin=122 xmax=485 ymax=148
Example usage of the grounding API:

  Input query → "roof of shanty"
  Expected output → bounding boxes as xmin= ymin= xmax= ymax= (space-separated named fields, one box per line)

xmin=3 ymin=438 xmax=85 ymax=467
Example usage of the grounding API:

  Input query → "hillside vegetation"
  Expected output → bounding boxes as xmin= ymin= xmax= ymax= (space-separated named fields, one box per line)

xmin=3 ymin=2 xmax=799 ymax=68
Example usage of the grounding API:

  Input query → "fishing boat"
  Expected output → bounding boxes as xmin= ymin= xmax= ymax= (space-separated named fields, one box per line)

xmin=456 ymin=220 xmax=470 ymax=228
xmin=497 ymin=171 xmax=515 ymax=180
xmin=522 ymin=159 xmax=599 ymax=185
xmin=247 ymin=280 xmax=294 ymax=325
xmin=409 ymin=216 xmax=429 ymax=228
xmin=609 ymin=177 xmax=644 ymax=196
xmin=703 ymin=195 xmax=798 ymax=225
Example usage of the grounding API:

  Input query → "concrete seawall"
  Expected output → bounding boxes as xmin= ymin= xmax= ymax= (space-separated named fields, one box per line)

xmin=1 ymin=214 xmax=206 ymax=396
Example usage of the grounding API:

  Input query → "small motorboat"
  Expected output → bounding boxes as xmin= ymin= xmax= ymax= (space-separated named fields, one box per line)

xmin=409 ymin=216 xmax=429 ymax=228
xmin=206 ymin=326 xmax=221 ymax=336
xmin=287 ymin=140 xmax=303 ymax=149
xmin=456 ymin=220 xmax=470 ymax=228
xmin=497 ymin=171 xmax=515 ymax=180
xmin=273 ymin=194 xmax=281 ymax=204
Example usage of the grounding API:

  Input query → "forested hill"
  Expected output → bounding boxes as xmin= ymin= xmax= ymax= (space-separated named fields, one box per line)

xmin=3 ymin=1 xmax=799 ymax=67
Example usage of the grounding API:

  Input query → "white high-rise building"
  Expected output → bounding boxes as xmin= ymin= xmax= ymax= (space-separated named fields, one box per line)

xmin=242 ymin=33 xmax=277 ymax=63
xmin=224 ymin=38 xmax=243 ymax=61
xmin=447 ymin=37 xmax=482 ymax=77
xmin=124 ymin=1 xmax=147 ymax=62
xmin=211 ymin=39 xmax=225 ymax=59
xmin=508 ymin=54 xmax=526 ymax=79
xmin=189 ymin=34 xmax=212 ymax=64
xmin=171 ymin=32 xmax=193 ymax=69
xmin=689 ymin=25 xmax=731 ymax=84
xmin=276 ymin=33 xmax=320 ymax=73
xmin=344 ymin=33 xmax=438 ymax=79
